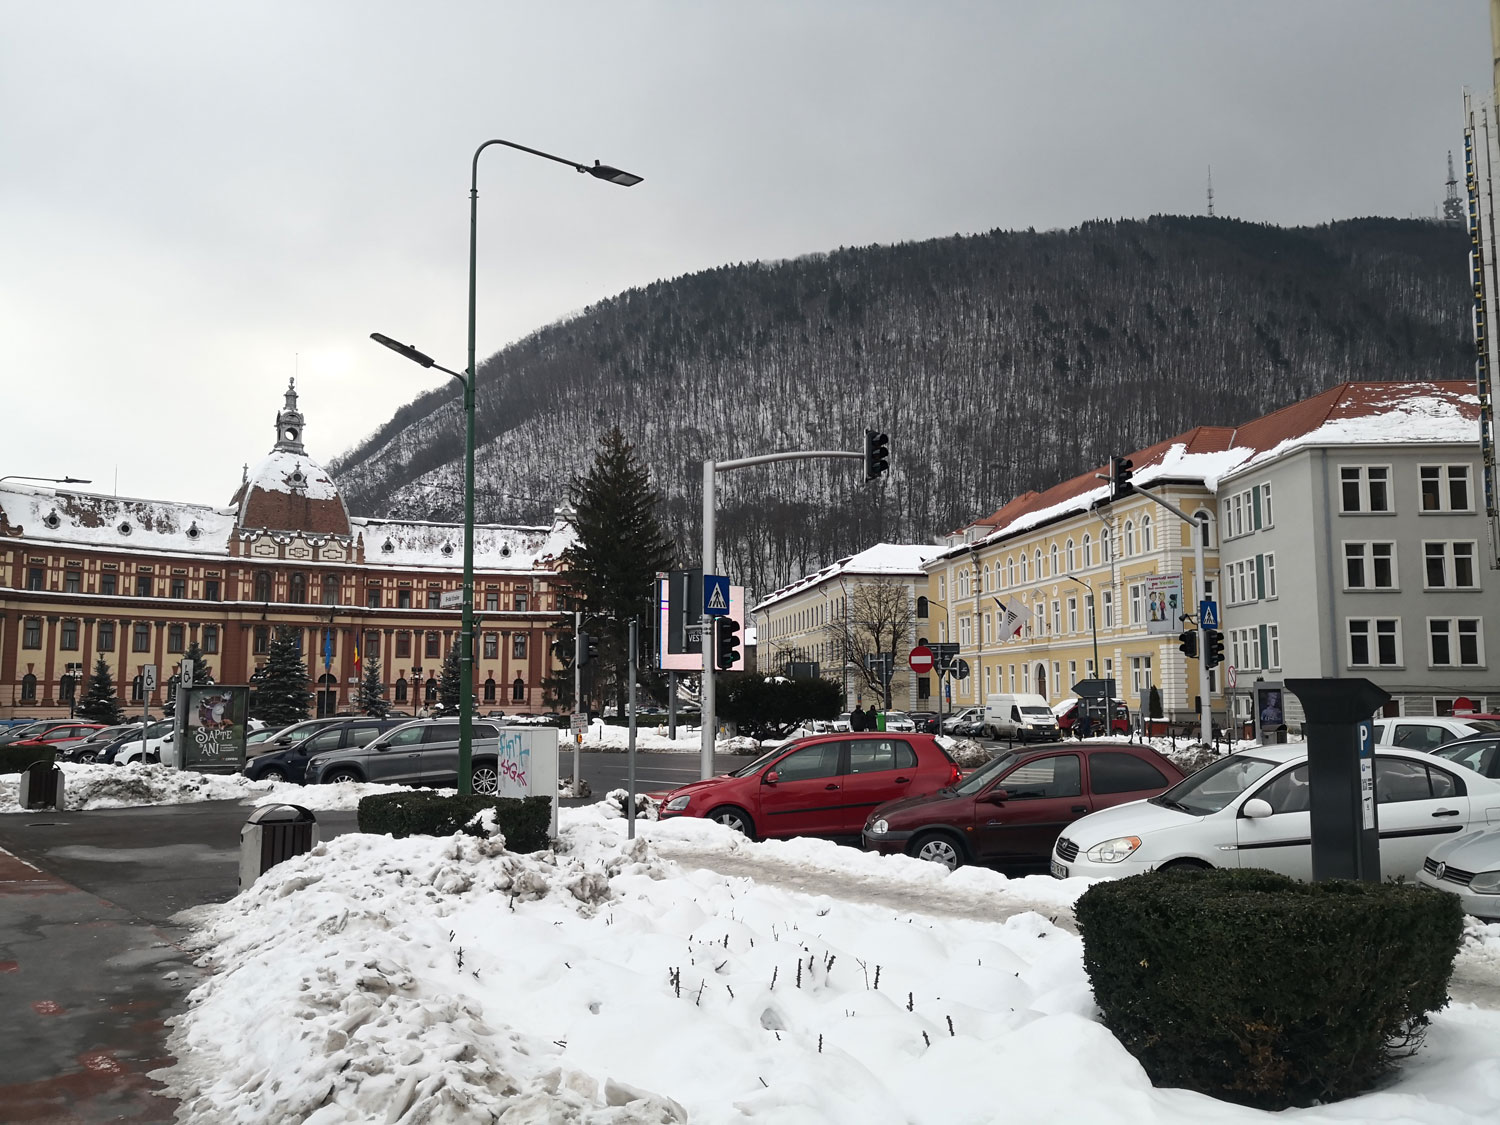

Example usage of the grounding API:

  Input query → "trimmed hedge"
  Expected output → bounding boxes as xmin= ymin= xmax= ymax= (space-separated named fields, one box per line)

xmin=1074 ymin=867 xmax=1464 ymax=1110
xmin=0 ymin=747 xmax=56 ymax=775
xmin=357 ymin=792 xmax=551 ymax=852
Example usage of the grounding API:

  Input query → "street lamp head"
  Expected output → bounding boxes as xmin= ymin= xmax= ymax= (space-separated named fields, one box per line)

xmin=61 ymin=476 xmax=91 ymax=484
xmin=584 ymin=159 xmax=643 ymax=187
xmin=370 ymin=332 xmax=436 ymax=369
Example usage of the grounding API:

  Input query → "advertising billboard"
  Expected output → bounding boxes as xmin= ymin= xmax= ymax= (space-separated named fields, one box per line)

xmin=180 ymin=684 xmax=250 ymax=774
xmin=1143 ymin=573 xmax=1183 ymax=636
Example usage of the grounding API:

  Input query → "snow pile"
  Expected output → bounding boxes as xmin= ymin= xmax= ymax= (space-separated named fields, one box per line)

xmin=575 ymin=720 xmax=760 ymax=755
xmin=156 ymin=801 xmax=1500 ymax=1124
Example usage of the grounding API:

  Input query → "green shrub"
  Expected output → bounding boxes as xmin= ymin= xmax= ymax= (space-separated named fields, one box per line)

xmin=357 ymin=792 xmax=551 ymax=852
xmin=0 ymin=746 xmax=56 ymax=775
xmin=1074 ymin=867 xmax=1464 ymax=1109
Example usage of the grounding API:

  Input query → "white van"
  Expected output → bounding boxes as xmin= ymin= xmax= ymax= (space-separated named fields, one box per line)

xmin=984 ymin=693 xmax=1061 ymax=741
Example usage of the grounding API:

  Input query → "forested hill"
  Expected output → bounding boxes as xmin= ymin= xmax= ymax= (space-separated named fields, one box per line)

xmin=330 ymin=216 xmax=1472 ymax=598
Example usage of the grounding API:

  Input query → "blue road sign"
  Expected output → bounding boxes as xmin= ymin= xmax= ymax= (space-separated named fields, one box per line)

xmin=1198 ymin=598 xmax=1219 ymax=630
xmin=703 ymin=574 xmax=731 ymax=616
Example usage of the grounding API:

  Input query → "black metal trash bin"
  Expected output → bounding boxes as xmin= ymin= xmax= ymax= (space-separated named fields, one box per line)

xmin=239 ymin=804 xmax=319 ymax=889
xmin=19 ymin=761 xmax=64 ymax=810
xmin=1275 ymin=724 xmax=1289 ymax=744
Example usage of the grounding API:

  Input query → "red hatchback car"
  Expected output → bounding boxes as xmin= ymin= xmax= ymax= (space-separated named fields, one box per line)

xmin=658 ymin=733 xmax=961 ymax=840
xmin=862 ymin=741 xmax=1185 ymax=870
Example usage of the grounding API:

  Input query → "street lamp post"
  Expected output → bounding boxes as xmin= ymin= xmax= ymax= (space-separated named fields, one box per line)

xmin=1064 ymin=572 xmax=1111 ymax=736
xmin=373 ymin=138 xmax=640 ymax=795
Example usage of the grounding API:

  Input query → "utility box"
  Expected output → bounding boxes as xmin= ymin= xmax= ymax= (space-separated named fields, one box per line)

xmin=1286 ymin=678 xmax=1390 ymax=883
xmin=19 ymin=761 xmax=64 ymax=810
xmin=239 ymin=804 xmax=319 ymax=890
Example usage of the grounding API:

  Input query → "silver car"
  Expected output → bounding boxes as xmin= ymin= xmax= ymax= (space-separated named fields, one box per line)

xmin=303 ymin=718 xmax=506 ymax=793
xmin=1418 ymin=826 xmax=1500 ymax=922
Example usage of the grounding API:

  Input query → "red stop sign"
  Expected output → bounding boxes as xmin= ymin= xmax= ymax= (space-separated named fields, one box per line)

xmin=908 ymin=645 xmax=934 ymax=674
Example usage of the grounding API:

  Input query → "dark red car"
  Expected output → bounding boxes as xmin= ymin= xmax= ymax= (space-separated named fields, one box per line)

xmin=658 ymin=733 xmax=961 ymax=840
xmin=1054 ymin=697 xmax=1131 ymax=735
xmin=862 ymin=741 xmax=1184 ymax=869
xmin=8 ymin=722 xmax=106 ymax=754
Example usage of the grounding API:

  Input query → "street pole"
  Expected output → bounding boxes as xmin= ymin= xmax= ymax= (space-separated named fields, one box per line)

xmin=701 ymin=460 xmax=717 ymax=780
xmin=573 ymin=609 xmax=582 ymax=794
xmin=627 ymin=616 xmax=638 ymax=839
xmin=1134 ymin=489 xmax=1213 ymax=746
xmin=1065 ymin=574 xmax=1106 ymax=736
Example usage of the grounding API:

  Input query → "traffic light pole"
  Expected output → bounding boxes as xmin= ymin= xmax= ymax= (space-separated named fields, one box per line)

xmin=700 ymin=447 xmax=870 ymax=780
xmin=573 ymin=610 xmax=582 ymax=797
xmin=1133 ymin=487 xmax=1213 ymax=747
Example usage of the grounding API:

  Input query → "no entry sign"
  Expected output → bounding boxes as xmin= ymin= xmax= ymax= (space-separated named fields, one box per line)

xmin=908 ymin=645 xmax=934 ymax=675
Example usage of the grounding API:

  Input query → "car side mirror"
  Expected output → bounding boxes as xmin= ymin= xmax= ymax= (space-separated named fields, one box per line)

xmin=984 ymin=788 xmax=1009 ymax=804
xmin=763 ymin=771 xmax=779 ymax=785
xmin=1242 ymin=797 xmax=1274 ymax=819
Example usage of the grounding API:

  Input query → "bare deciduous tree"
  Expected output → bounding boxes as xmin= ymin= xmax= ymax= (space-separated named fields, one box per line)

xmin=823 ymin=578 xmax=917 ymax=707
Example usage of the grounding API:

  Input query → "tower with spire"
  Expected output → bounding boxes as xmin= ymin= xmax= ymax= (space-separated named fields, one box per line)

xmin=275 ymin=379 xmax=307 ymax=454
xmin=1444 ymin=151 xmax=1465 ymax=225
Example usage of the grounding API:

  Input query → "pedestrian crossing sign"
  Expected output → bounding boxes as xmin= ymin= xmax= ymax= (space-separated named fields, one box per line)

xmin=704 ymin=574 xmax=731 ymax=616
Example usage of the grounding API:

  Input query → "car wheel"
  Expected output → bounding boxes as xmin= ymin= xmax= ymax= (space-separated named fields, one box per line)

xmin=324 ymin=767 xmax=362 ymax=785
xmin=472 ymin=761 xmax=500 ymax=795
xmin=910 ymin=832 xmax=965 ymax=870
xmin=260 ymin=766 xmax=287 ymax=782
xmin=1158 ymin=859 xmax=1211 ymax=873
xmin=145 ymin=752 xmax=160 ymax=764
xmin=706 ymin=806 xmax=755 ymax=838
xmin=77 ymin=750 xmax=97 ymax=763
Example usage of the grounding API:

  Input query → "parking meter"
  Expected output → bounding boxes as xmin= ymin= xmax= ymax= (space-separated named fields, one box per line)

xmin=1286 ymin=678 xmax=1390 ymax=883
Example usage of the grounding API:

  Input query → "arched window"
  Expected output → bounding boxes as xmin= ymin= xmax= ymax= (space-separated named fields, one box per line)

xmin=20 ymin=673 xmax=37 ymax=702
xmin=982 ymin=564 xmax=991 ymax=592
xmin=916 ymin=596 xmax=929 ymax=618
xmin=1081 ymin=534 xmax=1092 ymax=568
xmin=288 ymin=572 xmax=307 ymax=604
xmin=1033 ymin=549 xmax=1043 ymax=580
xmin=1194 ymin=510 xmax=1214 ymax=547
xmin=1049 ymin=544 xmax=1059 ymax=577
xmin=1065 ymin=539 xmax=1075 ymax=573
xmin=1141 ymin=514 xmax=1153 ymax=552
xmin=1006 ymin=556 xmax=1015 ymax=586
xmin=483 ymin=676 xmax=497 ymax=703
xmin=511 ymin=676 xmax=526 ymax=703
xmin=1123 ymin=520 xmax=1135 ymax=558
xmin=254 ymin=570 xmax=272 ymax=601
xmin=322 ymin=574 xmax=340 ymax=605
xmin=395 ymin=676 xmax=408 ymax=703
xmin=425 ymin=677 xmax=439 ymax=703
xmin=1019 ymin=553 xmax=1029 ymax=583
xmin=1102 ymin=526 xmax=1114 ymax=562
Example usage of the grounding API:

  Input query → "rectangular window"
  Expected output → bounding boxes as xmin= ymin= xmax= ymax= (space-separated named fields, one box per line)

xmin=959 ymin=616 xmax=972 ymax=646
xmin=1261 ymin=553 xmax=1277 ymax=598
xmin=397 ymin=589 xmax=412 ymax=609
xmin=512 ymin=634 xmax=528 ymax=660
xmin=26 ymin=567 xmax=45 ymax=591
xmin=483 ymin=633 xmax=498 ymax=659
xmin=171 ymin=578 xmax=186 ymax=599
xmin=167 ymin=624 xmax=184 ymax=653
xmin=1102 ymin=590 xmax=1114 ymax=629
xmin=98 ymin=621 xmax=116 ymax=652
xmin=1260 ymin=483 xmax=1273 ymax=528
xmin=1128 ymin=584 xmax=1145 ymax=625
xmin=202 ymin=625 xmax=220 ymax=654
xmin=514 ymin=592 xmax=529 ymax=612
xmin=64 ymin=570 xmax=81 ymax=593
xmin=1051 ymin=600 xmax=1061 ymax=635
xmin=254 ymin=625 xmax=269 ymax=655
xmin=1344 ymin=542 xmax=1397 ymax=589
xmin=136 ymin=575 xmax=153 ymax=597
xmin=133 ymin=623 xmax=152 ymax=652
xmin=1429 ymin=618 xmax=1483 ymax=667
xmin=204 ymin=579 xmax=220 ymax=602
xmin=61 ymin=619 xmax=79 ymax=650
xmin=101 ymin=572 xmax=117 ymax=596
xmin=363 ymin=630 xmax=379 ymax=659
xmin=1265 ymin=624 xmax=1281 ymax=671
xmin=395 ymin=631 xmax=411 ymax=659
xmin=485 ymin=592 xmax=498 ymax=611
xmin=1340 ymin=465 xmax=1391 ymax=513
xmin=1424 ymin=541 xmax=1478 ymax=589
xmin=425 ymin=632 xmax=440 ymax=659
xmin=367 ymin=587 xmax=381 ymax=609
xmin=1067 ymin=598 xmax=1078 ymax=633
xmin=1348 ymin=618 xmax=1401 ymax=667
xmin=1130 ymin=655 xmax=1152 ymax=697
xmin=427 ymin=591 xmax=442 ymax=609
xmin=1420 ymin=464 xmax=1473 ymax=512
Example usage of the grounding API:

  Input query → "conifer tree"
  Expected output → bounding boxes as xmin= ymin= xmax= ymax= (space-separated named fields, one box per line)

xmin=357 ymin=655 xmax=390 ymax=718
xmin=163 ymin=640 xmax=215 ymax=716
xmin=75 ymin=656 xmax=125 ymax=725
xmin=251 ymin=626 xmax=311 ymax=725
xmin=560 ymin=427 xmax=677 ymax=712
xmin=439 ymin=644 xmax=462 ymax=712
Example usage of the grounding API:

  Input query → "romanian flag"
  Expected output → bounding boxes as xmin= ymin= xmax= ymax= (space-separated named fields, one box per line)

xmin=353 ymin=635 xmax=361 ymax=674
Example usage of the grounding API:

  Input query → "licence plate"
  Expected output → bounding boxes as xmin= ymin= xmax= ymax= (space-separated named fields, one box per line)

xmin=1050 ymin=859 xmax=1068 ymax=880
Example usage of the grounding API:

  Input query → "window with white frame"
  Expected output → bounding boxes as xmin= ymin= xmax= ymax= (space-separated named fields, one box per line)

xmin=938 ymin=576 xmax=946 ymax=601
xmin=1423 ymin=541 xmax=1478 ymax=589
xmin=1194 ymin=510 xmax=1214 ymax=547
xmin=1006 ymin=557 xmax=1015 ymax=586
xmin=1051 ymin=600 xmax=1061 ymax=635
xmin=1008 ymin=664 xmax=1016 ymax=692
xmin=1085 ymin=593 xmax=1095 ymax=631
xmin=1081 ymin=534 xmax=1092 ymax=567
xmin=1265 ymin=624 xmax=1281 ymax=670
xmin=1343 ymin=542 xmax=1397 ymax=590
xmin=1222 ymin=483 xmax=1273 ymax=539
xmin=1033 ymin=604 xmax=1045 ymax=637
xmin=1128 ymin=583 xmax=1145 ymax=625
xmin=959 ymin=617 xmax=972 ymax=647
xmin=1420 ymin=464 xmax=1472 ymax=512
xmin=1103 ymin=657 xmax=1114 ymax=686
xmin=1428 ymin=618 xmax=1483 ymax=667
xmin=1340 ymin=465 xmax=1392 ymax=513
xmin=1348 ymin=618 xmax=1401 ymax=667
xmin=983 ymin=612 xmax=992 ymax=644
xmin=1019 ymin=554 xmax=1029 ymax=583
xmin=1141 ymin=514 xmax=1153 ymax=552
xmin=1050 ymin=544 xmax=1059 ymax=577
xmin=1225 ymin=559 xmax=1253 ymax=604
xmin=1130 ymin=655 xmax=1152 ymax=698
xmin=1022 ymin=664 xmax=1031 ymax=692
xmin=1065 ymin=539 xmax=1076 ymax=572
xmin=1102 ymin=589 xmax=1115 ymax=628
xmin=1123 ymin=520 xmax=1135 ymax=557
xmin=1051 ymin=660 xmax=1061 ymax=695
xmin=1230 ymin=626 xmax=1262 ymax=671
xmin=1067 ymin=597 xmax=1078 ymax=633
xmin=1263 ymin=553 xmax=1277 ymax=598
xmin=1101 ymin=527 xmax=1113 ymax=562
xmin=1034 ymin=549 xmax=1044 ymax=580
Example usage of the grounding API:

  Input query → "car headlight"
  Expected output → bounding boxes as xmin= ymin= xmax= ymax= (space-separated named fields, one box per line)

xmin=665 ymin=795 xmax=691 ymax=812
xmin=1086 ymin=836 xmax=1142 ymax=863
xmin=1469 ymin=870 xmax=1500 ymax=895
xmin=868 ymin=818 xmax=889 ymax=835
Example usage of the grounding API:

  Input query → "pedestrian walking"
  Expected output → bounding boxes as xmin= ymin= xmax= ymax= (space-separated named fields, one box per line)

xmin=850 ymin=704 xmax=867 ymax=732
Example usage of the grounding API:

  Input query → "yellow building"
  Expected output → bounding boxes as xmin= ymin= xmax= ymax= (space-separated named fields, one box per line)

xmin=923 ymin=429 xmax=1235 ymax=726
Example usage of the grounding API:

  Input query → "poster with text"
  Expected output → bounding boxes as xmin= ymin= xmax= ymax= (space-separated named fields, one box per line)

xmin=182 ymin=684 xmax=249 ymax=773
xmin=1144 ymin=573 xmax=1183 ymax=636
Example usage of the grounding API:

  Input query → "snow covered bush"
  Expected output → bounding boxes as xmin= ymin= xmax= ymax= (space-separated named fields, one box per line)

xmin=357 ymin=792 xmax=552 ymax=852
xmin=1075 ymin=867 xmax=1465 ymax=1109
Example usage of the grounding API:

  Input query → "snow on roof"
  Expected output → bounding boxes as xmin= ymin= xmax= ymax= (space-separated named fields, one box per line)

xmin=241 ymin=449 xmax=341 ymax=501
xmin=0 ymin=483 xmax=236 ymax=555
xmin=353 ymin=514 xmax=575 ymax=572
xmin=754 ymin=543 xmax=941 ymax=611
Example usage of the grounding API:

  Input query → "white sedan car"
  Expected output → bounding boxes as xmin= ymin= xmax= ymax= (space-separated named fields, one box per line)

xmin=1418 ymin=826 xmax=1500 ymax=921
xmin=1052 ymin=745 xmax=1500 ymax=883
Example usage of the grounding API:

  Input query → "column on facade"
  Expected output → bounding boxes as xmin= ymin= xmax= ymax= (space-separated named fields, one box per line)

xmin=41 ymin=616 xmax=59 ymax=705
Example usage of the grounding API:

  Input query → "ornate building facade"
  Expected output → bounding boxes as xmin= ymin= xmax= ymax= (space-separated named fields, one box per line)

xmin=0 ymin=383 xmax=572 ymax=718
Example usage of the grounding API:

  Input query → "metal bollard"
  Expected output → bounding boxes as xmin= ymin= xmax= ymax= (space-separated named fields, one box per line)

xmin=239 ymin=804 xmax=319 ymax=889
xmin=19 ymin=761 xmax=64 ymax=810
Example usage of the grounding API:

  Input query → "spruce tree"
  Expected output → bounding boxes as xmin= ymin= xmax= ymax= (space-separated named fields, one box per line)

xmin=439 ymin=644 xmax=462 ymax=712
xmin=163 ymin=640 xmax=215 ymax=716
xmin=251 ymin=626 xmax=311 ymax=725
xmin=561 ymin=427 xmax=677 ymax=712
xmin=357 ymin=655 xmax=390 ymax=717
xmin=76 ymin=656 xmax=125 ymax=725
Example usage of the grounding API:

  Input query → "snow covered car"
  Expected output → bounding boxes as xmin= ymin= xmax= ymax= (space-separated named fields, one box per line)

xmin=1417 ymin=826 xmax=1500 ymax=921
xmin=1051 ymin=746 xmax=1500 ymax=884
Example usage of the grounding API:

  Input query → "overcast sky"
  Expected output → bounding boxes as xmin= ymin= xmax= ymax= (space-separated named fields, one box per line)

xmin=1 ymin=1 xmax=1491 ymax=508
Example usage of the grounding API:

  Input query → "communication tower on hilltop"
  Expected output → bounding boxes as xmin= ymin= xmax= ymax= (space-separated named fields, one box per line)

xmin=1206 ymin=166 xmax=1215 ymax=218
xmin=1445 ymin=150 xmax=1465 ymax=224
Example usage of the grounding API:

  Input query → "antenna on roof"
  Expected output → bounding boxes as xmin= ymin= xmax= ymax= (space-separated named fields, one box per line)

xmin=1206 ymin=165 xmax=1215 ymax=218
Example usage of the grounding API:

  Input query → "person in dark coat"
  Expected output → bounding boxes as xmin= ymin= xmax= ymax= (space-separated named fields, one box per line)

xmin=849 ymin=704 xmax=867 ymax=732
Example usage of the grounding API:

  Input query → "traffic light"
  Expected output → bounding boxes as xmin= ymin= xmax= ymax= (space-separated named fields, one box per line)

xmin=1110 ymin=455 xmax=1134 ymax=498
xmin=1205 ymin=629 xmax=1226 ymax=667
xmin=576 ymin=631 xmax=599 ymax=668
xmin=716 ymin=617 xmax=741 ymax=670
xmin=1177 ymin=629 xmax=1198 ymax=659
xmin=864 ymin=429 xmax=890 ymax=481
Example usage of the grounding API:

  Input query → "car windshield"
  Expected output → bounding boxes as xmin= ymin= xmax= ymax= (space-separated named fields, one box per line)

xmin=1151 ymin=754 xmax=1282 ymax=815
xmin=1 ymin=722 xmax=49 ymax=743
xmin=953 ymin=751 xmax=1019 ymax=796
xmin=1466 ymin=719 xmax=1500 ymax=733
xmin=731 ymin=742 xmax=807 ymax=777
xmin=886 ymin=712 xmax=910 ymax=721
xmin=1021 ymin=706 xmax=1053 ymax=718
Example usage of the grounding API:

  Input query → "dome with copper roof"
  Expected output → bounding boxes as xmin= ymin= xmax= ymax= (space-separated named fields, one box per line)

xmin=230 ymin=380 xmax=352 ymax=536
